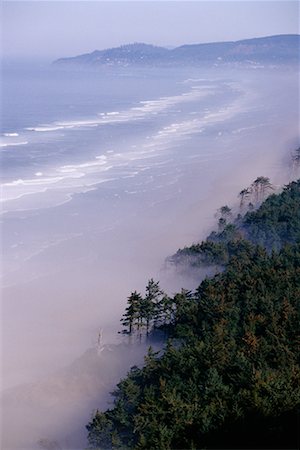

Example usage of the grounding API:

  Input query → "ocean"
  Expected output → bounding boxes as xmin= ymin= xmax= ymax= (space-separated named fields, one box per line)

xmin=1 ymin=62 xmax=299 ymax=448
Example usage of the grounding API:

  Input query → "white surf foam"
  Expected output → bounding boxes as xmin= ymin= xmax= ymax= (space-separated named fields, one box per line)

xmin=2 ymin=176 xmax=64 ymax=189
xmin=0 ymin=141 xmax=28 ymax=148
xmin=1 ymin=81 xmax=245 ymax=213
xmin=25 ymin=126 xmax=72 ymax=132
xmin=1 ymin=150 xmax=115 ymax=210
xmin=23 ymin=84 xmax=217 ymax=135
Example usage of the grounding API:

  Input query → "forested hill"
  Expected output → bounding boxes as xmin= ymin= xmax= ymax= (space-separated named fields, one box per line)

xmin=53 ymin=35 xmax=300 ymax=68
xmin=171 ymin=178 xmax=300 ymax=270
xmin=86 ymin=180 xmax=300 ymax=450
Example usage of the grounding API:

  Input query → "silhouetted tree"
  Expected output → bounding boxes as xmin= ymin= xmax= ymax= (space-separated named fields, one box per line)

xmin=142 ymin=279 xmax=163 ymax=336
xmin=251 ymin=176 xmax=273 ymax=204
xmin=121 ymin=291 xmax=143 ymax=338
xmin=239 ymin=188 xmax=251 ymax=209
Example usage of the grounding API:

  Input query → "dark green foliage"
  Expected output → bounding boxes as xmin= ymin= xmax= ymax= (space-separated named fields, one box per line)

xmin=120 ymin=280 xmax=168 ymax=340
xmin=86 ymin=411 xmax=114 ymax=449
xmin=172 ymin=230 xmax=253 ymax=270
xmin=209 ymin=222 xmax=242 ymax=243
xmin=244 ymin=180 xmax=300 ymax=249
xmin=87 ymin=245 xmax=300 ymax=449
xmin=173 ymin=179 xmax=300 ymax=268
xmin=143 ymin=279 xmax=163 ymax=335
xmin=87 ymin=180 xmax=300 ymax=449
xmin=121 ymin=291 xmax=143 ymax=336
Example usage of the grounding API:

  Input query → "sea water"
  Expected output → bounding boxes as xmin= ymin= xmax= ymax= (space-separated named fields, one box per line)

xmin=1 ymin=62 xmax=299 ymax=448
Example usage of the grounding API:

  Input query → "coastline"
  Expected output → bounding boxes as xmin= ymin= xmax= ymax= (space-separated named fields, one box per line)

xmin=1 ymin=66 xmax=299 ymax=449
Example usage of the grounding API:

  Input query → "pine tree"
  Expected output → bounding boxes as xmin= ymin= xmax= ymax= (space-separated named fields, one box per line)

xmin=121 ymin=291 xmax=143 ymax=337
xmin=158 ymin=295 xmax=175 ymax=330
xmin=239 ymin=188 xmax=251 ymax=209
xmin=251 ymin=176 xmax=273 ymax=204
xmin=141 ymin=279 xmax=163 ymax=336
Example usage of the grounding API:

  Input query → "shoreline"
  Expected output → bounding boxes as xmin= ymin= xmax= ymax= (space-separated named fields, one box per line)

xmin=1 ymin=67 xmax=299 ymax=448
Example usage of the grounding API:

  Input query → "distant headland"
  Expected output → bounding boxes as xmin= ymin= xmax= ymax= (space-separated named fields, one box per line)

xmin=53 ymin=34 xmax=300 ymax=68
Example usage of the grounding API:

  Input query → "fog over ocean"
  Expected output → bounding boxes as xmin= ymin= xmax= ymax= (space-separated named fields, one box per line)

xmin=1 ymin=63 xmax=299 ymax=449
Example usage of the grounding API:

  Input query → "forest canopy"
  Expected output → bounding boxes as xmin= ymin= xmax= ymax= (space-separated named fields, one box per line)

xmin=86 ymin=180 xmax=300 ymax=450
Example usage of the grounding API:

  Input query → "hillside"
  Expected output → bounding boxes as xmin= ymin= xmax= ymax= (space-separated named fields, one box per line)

xmin=53 ymin=35 xmax=300 ymax=68
xmin=86 ymin=180 xmax=300 ymax=449
xmin=171 ymin=179 xmax=300 ymax=271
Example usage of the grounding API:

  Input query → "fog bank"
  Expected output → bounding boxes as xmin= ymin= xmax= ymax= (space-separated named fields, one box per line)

xmin=1 ymin=66 xmax=299 ymax=449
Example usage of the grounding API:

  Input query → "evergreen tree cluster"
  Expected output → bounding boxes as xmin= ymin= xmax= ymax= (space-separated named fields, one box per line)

xmin=238 ymin=176 xmax=274 ymax=210
xmin=172 ymin=180 xmax=300 ymax=269
xmin=86 ymin=180 xmax=300 ymax=449
xmin=243 ymin=180 xmax=300 ymax=249
xmin=120 ymin=280 xmax=172 ymax=340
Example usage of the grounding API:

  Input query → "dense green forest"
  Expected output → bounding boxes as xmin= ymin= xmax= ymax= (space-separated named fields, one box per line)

xmin=171 ymin=178 xmax=300 ymax=269
xmin=86 ymin=179 xmax=300 ymax=450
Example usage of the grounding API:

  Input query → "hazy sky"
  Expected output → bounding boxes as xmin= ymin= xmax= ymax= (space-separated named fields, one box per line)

xmin=2 ymin=1 xmax=299 ymax=61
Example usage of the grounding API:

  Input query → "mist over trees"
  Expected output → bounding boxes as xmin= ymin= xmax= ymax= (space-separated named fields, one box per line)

xmin=86 ymin=179 xmax=300 ymax=449
xmin=172 ymin=177 xmax=300 ymax=271
xmin=291 ymin=147 xmax=300 ymax=178
xmin=238 ymin=176 xmax=274 ymax=211
xmin=120 ymin=281 xmax=165 ymax=341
